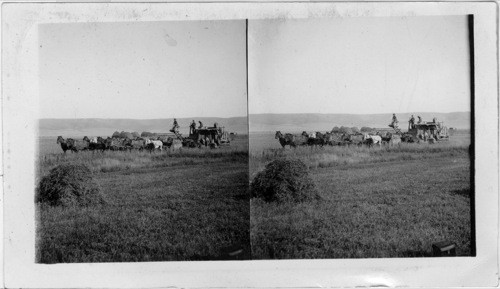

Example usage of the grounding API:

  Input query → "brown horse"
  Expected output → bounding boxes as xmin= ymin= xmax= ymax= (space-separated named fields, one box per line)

xmin=322 ymin=132 xmax=343 ymax=146
xmin=56 ymin=136 xmax=73 ymax=153
xmin=88 ymin=136 xmax=107 ymax=152
xmin=275 ymin=131 xmax=297 ymax=148
xmin=301 ymin=131 xmax=325 ymax=147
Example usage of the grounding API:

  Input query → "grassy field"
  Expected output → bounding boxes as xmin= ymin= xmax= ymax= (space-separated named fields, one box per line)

xmin=36 ymin=131 xmax=473 ymax=261
xmin=250 ymin=132 xmax=472 ymax=259
xmin=36 ymin=135 xmax=250 ymax=263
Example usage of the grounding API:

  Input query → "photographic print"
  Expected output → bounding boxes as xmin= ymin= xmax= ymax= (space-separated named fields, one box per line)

xmin=35 ymin=20 xmax=250 ymax=263
xmin=248 ymin=16 xmax=474 ymax=259
xmin=2 ymin=2 xmax=498 ymax=288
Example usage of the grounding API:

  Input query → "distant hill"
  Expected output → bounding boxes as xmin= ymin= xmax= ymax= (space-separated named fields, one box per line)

xmin=39 ymin=117 xmax=248 ymax=137
xmin=39 ymin=113 xmax=470 ymax=137
xmin=249 ymin=112 xmax=470 ymax=133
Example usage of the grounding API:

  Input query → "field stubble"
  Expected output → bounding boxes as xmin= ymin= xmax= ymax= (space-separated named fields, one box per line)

xmin=250 ymin=132 xmax=472 ymax=259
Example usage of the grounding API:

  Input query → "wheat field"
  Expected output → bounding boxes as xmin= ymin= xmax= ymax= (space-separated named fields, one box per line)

xmin=36 ymin=135 xmax=250 ymax=263
xmin=250 ymin=132 xmax=472 ymax=259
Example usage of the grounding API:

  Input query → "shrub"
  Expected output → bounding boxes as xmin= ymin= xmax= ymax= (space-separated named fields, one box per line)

xmin=351 ymin=127 xmax=359 ymax=133
xmin=251 ymin=159 xmax=320 ymax=203
xmin=36 ymin=164 xmax=106 ymax=207
xmin=131 ymin=132 xmax=140 ymax=138
xmin=360 ymin=126 xmax=372 ymax=132
xmin=112 ymin=131 xmax=121 ymax=138
xmin=331 ymin=126 xmax=340 ymax=133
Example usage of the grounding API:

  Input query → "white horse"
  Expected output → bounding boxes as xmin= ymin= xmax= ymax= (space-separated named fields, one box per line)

xmin=363 ymin=133 xmax=382 ymax=146
xmin=145 ymin=139 xmax=163 ymax=151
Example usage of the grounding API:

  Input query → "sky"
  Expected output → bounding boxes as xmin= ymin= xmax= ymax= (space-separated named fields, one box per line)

xmin=248 ymin=16 xmax=471 ymax=114
xmin=39 ymin=20 xmax=247 ymax=119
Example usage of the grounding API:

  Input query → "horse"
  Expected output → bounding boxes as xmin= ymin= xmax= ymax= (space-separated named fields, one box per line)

xmin=322 ymin=132 xmax=343 ymax=146
xmin=301 ymin=131 xmax=325 ymax=147
xmin=157 ymin=136 xmax=173 ymax=148
xmin=145 ymin=139 xmax=163 ymax=151
xmin=275 ymin=131 xmax=296 ymax=148
xmin=342 ymin=133 xmax=364 ymax=146
xmin=68 ymin=136 xmax=90 ymax=152
xmin=85 ymin=136 xmax=106 ymax=152
xmin=362 ymin=133 xmax=382 ymax=147
xmin=56 ymin=136 xmax=74 ymax=153
xmin=389 ymin=134 xmax=402 ymax=146
xmin=105 ymin=137 xmax=125 ymax=151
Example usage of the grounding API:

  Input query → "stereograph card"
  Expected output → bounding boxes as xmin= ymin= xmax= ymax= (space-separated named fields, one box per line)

xmin=1 ymin=1 xmax=498 ymax=288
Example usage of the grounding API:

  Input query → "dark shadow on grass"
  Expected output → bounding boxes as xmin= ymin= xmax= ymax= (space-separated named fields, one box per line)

xmin=232 ymin=192 xmax=251 ymax=201
xmin=451 ymin=188 xmax=470 ymax=197
xmin=400 ymin=250 xmax=433 ymax=257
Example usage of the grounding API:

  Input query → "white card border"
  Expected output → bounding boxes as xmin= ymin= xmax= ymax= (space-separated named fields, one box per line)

xmin=2 ymin=2 xmax=498 ymax=288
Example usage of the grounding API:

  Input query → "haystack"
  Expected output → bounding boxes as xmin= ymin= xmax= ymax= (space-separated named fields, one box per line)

xmin=251 ymin=159 xmax=320 ymax=203
xmin=37 ymin=164 xmax=106 ymax=207
xmin=339 ymin=126 xmax=353 ymax=135
xmin=120 ymin=131 xmax=133 ymax=139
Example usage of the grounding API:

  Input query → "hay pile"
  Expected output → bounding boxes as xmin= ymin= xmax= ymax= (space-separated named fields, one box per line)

xmin=251 ymin=159 xmax=320 ymax=203
xmin=37 ymin=164 xmax=106 ymax=207
xmin=120 ymin=131 xmax=133 ymax=139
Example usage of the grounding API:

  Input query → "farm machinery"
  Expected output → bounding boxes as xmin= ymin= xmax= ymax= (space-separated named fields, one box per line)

xmin=169 ymin=125 xmax=231 ymax=148
xmin=388 ymin=119 xmax=450 ymax=143
xmin=406 ymin=121 xmax=449 ymax=143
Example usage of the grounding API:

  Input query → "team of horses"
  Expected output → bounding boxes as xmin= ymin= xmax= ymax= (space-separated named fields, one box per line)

xmin=275 ymin=130 xmax=401 ymax=148
xmin=56 ymin=135 xmax=179 ymax=153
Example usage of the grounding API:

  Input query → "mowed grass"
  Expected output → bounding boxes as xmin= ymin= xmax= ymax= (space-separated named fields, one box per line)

xmin=250 ymin=132 xmax=472 ymax=259
xmin=36 ymin=136 xmax=250 ymax=263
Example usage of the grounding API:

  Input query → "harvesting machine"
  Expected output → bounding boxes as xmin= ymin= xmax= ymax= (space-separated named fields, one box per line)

xmin=169 ymin=125 xmax=231 ymax=148
xmin=388 ymin=119 xmax=450 ymax=143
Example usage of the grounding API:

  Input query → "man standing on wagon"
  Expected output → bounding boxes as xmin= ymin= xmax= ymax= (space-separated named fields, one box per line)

xmin=409 ymin=115 xmax=415 ymax=129
xmin=391 ymin=113 xmax=399 ymax=128
xmin=190 ymin=120 xmax=196 ymax=135
xmin=172 ymin=118 xmax=179 ymax=133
